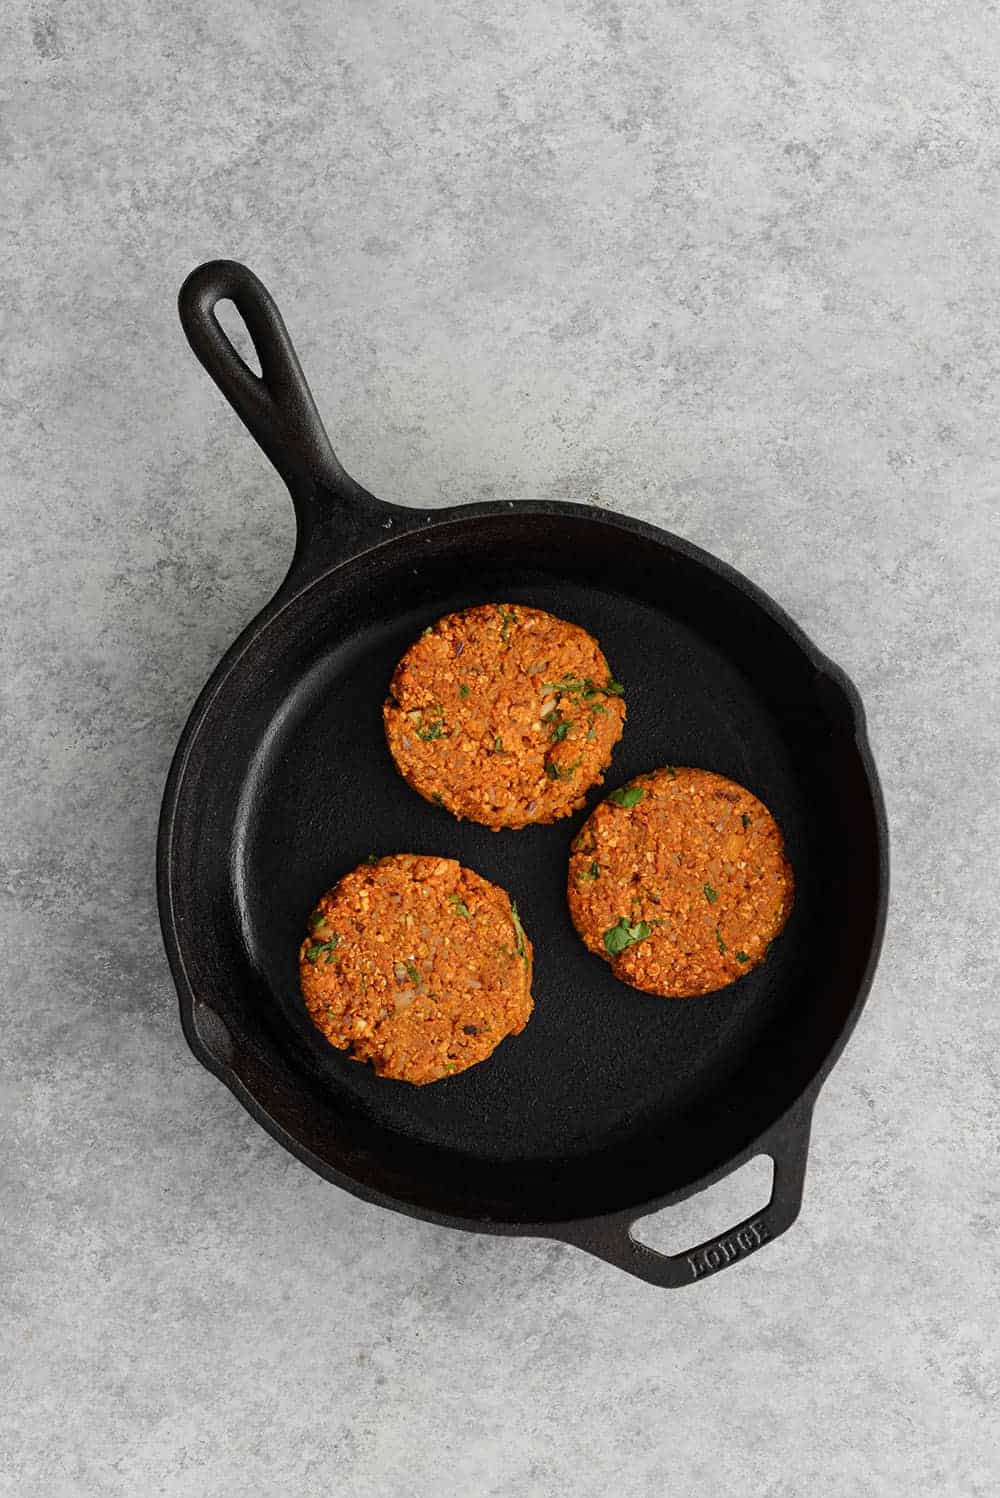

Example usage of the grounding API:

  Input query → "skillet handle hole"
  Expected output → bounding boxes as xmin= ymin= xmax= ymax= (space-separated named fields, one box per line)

xmin=630 ymin=1155 xmax=775 ymax=1256
xmin=215 ymin=298 xmax=263 ymax=379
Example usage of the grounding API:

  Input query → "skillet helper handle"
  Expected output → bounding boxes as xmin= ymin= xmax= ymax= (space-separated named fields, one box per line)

xmin=564 ymin=1102 xmax=813 ymax=1287
xmin=178 ymin=260 xmax=351 ymax=497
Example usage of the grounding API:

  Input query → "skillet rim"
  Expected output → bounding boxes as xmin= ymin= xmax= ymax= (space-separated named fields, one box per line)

xmin=157 ymin=496 xmax=889 ymax=1241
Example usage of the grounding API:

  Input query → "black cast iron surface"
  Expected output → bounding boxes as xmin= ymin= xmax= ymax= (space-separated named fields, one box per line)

xmin=158 ymin=261 xmax=888 ymax=1287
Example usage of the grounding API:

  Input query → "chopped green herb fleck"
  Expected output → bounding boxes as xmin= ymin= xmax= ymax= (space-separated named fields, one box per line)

xmin=305 ymin=935 xmax=340 ymax=964
xmin=307 ymin=910 xmax=325 ymax=931
xmin=609 ymin=785 xmax=645 ymax=808
xmin=421 ymin=626 xmax=433 ymax=638
xmin=741 ymin=813 xmax=751 ymax=830
xmin=404 ymin=963 xmax=422 ymax=985
xmin=364 ymin=853 xmax=379 ymax=865
xmin=703 ymin=883 xmax=719 ymax=903
xmin=715 ymin=926 xmax=727 ymax=955
xmin=459 ymin=684 xmax=470 ymax=699
xmin=493 ymin=736 xmax=505 ymax=753
xmin=499 ymin=607 xmax=517 ymax=642
xmin=498 ymin=944 xmax=514 ymax=960
xmin=541 ymin=708 xmax=558 ymax=724
xmin=550 ymin=719 xmax=571 ymax=743
xmin=431 ymin=792 xmax=444 ymax=805
xmin=448 ymin=895 xmax=471 ymax=919
xmin=664 ymin=765 xmax=677 ymax=779
xmin=417 ymin=719 xmax=447 ymax=741
xmin=510 ymin=902 xmax=528 ymax=960
xmin=586 ymin=726 xmax=596 ymax=741
xmin=603 ymin=917 xmax=652 ymax=955
xmin=545 ymin=757 xmax=581 ymax=781
xmin=443 ymin=1062 xmax=457 ymax=1074
xmin=735 ymin=951 xmax=750 ymax=963
xmin=545 ymin=674 xmax=624 ymax=702
xmin=578 ymin=860 xmax=601 ymax=884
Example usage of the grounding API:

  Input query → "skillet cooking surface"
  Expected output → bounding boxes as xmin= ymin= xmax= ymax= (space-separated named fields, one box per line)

xmin=239 ymin=568 xmax=809 ymax=1165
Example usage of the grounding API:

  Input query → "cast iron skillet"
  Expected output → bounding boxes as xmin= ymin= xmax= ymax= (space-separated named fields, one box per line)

xmin=158 ymin=260 xmax=888 ymax=1287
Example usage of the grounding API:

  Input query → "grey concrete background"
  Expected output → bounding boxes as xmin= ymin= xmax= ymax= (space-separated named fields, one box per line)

xmin=2 ymin=1 xmax=998 ymax=1493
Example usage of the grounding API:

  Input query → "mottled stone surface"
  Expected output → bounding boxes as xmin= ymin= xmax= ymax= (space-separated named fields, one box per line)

xmin=2 ymin=2 xmax=997 ymax=1494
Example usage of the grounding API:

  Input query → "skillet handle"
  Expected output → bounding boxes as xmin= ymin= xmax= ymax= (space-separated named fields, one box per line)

xmin=178 ymin=261 xmax=412 ymax=571
xmin=179 ymin=260 xmax=349 ymax=495
xmin=559 ymin=1102 xmax=813 ymax=1287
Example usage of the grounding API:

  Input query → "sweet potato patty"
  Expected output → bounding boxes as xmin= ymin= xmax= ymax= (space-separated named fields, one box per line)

xmin=567 ymin=768 xmax=794 ymax=998
xmin=299 ymin=854 xmax=533 ymax=1083
xmin=383 ymin=605 xmax=626 ymax=829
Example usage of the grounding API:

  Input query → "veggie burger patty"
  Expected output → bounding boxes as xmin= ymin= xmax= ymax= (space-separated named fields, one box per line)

xmin=299 ymin=854 xmax=533 ymax=1084
xmin=567 ymin=768 xmax=794 ymax=998
xmin=383 ymin=604 xmax=626 ymax=830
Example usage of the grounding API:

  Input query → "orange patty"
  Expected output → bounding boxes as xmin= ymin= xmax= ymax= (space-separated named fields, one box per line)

xmin=383 ymin=604 xmax=626 ymax=830
xmin=299 ymin=854 xmax=533 ymax=1084
xmin=567 ymin=768 xmax=794 ymax=998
